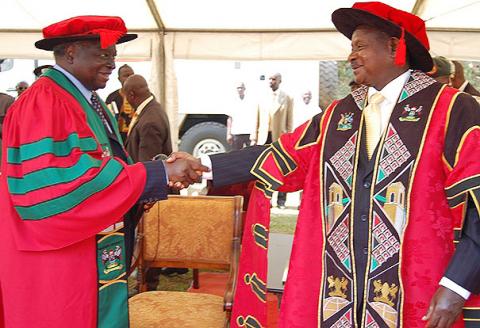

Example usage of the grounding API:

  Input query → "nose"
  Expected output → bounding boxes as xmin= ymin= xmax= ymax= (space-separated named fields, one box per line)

xmin=347 ymin=51 xmax=356 ymax=63
xmin=107 ymin=59 xmax=115 ymax=70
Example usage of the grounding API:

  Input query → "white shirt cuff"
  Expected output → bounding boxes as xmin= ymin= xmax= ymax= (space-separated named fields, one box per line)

xmin=199 ymin=155 xmax=213 ymax=180
xmin=439 ymin=277 xmax=471 ymax=300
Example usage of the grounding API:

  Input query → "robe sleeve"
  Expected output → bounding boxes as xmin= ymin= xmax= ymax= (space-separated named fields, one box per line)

xmin=444 ymin=199 xmax=480 ymax=294
xmin=443 ymin=92 xmax=480 ymax=213
xmin=210 ymin=102 xmax=336 ymax=192
xmin=249 ymin=102 xmax=336 ymax=194
xmin=442 ymin=92 xmax=480 ymax=292
xmin=2 ymin=82 xmax=159 ymax=251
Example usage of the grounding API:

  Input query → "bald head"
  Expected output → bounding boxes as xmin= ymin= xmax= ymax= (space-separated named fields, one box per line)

xmin=451 ymin=61 xmax=465 ymax=89
xmin=123 ymin=74 xmax=151 ymax=108
xmin=269 ymin=73 xmax=282 ymax=91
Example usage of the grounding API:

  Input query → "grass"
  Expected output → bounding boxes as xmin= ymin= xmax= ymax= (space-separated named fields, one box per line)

xmin=270 ymin=209 xmax=298 ymax=234
xmin=129 ymin=208 xmax=299 ymax=294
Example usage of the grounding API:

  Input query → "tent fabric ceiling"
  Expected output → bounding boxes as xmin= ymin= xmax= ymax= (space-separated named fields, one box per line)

xmin=3 ymin=0 xmax=479 ymax=31
xmin=0 ymin=0 xmax=479 ymax=60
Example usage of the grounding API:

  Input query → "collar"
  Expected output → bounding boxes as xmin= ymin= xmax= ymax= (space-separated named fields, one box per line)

xmin=54 ymin=64 xmax=93 ymax=103
xmin=135 ymin=95 xmax=154 ymax=116
xmin=368 ymin=70 xmax=411 ymax=103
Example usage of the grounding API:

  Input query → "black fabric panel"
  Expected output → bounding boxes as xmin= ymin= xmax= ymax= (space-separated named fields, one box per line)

xmin=271 ymin=141 xmax=297 ymax=173
xmin=444 ymin=199 xmax=480 ymax=294
xmin=297 ymin=113 xmax=322 ymax=147
xmin=446 ymin=177 xmax=480 ymax=198
xmin=210 ymin=145 xmax=267 ymax=187
xmin=443 ymin=92 xmax=480 ymax=168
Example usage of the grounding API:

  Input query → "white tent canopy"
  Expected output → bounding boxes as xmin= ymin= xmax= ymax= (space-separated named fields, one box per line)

xmin=1 ymin=0 xmax=480 ymax=60
xmin=1 ymin=0 xmax=479 ymax=146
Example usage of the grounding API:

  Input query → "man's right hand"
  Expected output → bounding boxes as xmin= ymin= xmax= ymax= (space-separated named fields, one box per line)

xmin=226 ymin=133 xmax=233 ymax=145
xmin=164 ymin=152 xmax=208 ymax=189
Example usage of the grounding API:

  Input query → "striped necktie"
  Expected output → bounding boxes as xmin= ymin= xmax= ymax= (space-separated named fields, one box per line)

xmin=91 ymin=92 xmax=112 ymax=133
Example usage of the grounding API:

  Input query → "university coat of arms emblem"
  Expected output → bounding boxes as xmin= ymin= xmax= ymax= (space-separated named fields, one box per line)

xmin=337 ymin=112 xmax=354 ymax=131
xmin=101 ymin=245 xmax=124 ymax=274
xmin=399 ymin=104 xmax=422 ymax=122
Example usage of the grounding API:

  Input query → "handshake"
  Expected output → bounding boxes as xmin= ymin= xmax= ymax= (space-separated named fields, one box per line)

xmin=163 ymin=151 xmax=210 ymax=189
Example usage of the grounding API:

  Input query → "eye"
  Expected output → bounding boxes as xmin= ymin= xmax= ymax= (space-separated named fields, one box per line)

xmin=98 ymin=53 xmax=116 ymax=61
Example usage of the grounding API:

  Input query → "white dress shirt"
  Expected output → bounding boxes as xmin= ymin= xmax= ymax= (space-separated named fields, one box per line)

xmin=230 ymin=95 xmax=257 ymax=135
xmin=366 ymin=70 xmax=410 ymax=139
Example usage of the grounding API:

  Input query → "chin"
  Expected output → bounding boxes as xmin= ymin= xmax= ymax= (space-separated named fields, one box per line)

xmin=94 ymin=82 xmax=107 ymax=90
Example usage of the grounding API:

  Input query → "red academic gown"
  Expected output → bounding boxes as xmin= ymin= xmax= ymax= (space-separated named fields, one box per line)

xmin=230 ymin=72 xmax=480 ymax=328
xmin=0 ymin=76 xmax=147 ymax=327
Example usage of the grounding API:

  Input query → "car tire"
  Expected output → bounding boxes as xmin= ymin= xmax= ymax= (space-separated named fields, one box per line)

xmin=179 ymin=122 xmax=231 ymax=157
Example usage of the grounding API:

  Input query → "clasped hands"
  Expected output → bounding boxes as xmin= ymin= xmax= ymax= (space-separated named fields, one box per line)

xmin=164 ymin=151 xmax=208 ymax=189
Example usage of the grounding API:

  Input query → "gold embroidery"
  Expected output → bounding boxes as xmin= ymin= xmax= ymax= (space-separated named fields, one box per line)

xmin=327 ymin=276 xmax=348 ymax=298
xmin=373 ymin=280 xmax=398 ymax=307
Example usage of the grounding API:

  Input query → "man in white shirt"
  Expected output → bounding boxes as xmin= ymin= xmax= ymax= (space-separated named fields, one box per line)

xmin=226 ymin=82 xmax=257 ymax=150
xmin=293 ymin=90 xmax=321 ymax=129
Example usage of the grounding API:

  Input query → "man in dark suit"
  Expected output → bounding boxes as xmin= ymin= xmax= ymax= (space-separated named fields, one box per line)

xmin=0 ymin=92 xmax=14 ymax=138
xmin=123 ymin=74 xmax=180 ymax=289
xmin=123 ymin=74 xmax=172 ymax=162
xmin=451 ymin=60 xmax=480 ymax=97
xmin=0 ymin=92 xmax=14 ymax=162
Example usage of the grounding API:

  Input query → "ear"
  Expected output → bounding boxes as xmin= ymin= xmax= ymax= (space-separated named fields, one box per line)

xmin=64 ymin=44 xmax=76 ymax=64
xmin=389 ymin=37 xmax=399 ymax=59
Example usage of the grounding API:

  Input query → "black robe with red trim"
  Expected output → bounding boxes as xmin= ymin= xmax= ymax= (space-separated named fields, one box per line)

xmin=211 ymin=71 xmax=480 ymax=328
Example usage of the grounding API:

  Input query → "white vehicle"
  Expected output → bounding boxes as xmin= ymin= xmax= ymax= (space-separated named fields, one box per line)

xmin=0 ymin=58 xmax=341 ymax=158
xmin=174 ymin=59 xmax=339 ymax=157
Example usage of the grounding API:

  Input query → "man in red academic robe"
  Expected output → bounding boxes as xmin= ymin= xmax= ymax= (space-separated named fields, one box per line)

xmin=171 ymin=3 xmax=480 ymax=328
xmin=0 ymin=16 xmax=206 ymax=328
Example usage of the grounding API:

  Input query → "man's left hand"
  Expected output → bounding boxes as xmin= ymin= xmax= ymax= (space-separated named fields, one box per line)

xmin=423 ymin=286 xmax=465 ymax=328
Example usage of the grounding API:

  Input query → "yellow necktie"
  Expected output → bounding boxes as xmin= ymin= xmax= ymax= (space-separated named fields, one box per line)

xmin=364 ymin=92 xmax=385 ymax=159
xmin=127 ymin=112 xmax=138 ymax=136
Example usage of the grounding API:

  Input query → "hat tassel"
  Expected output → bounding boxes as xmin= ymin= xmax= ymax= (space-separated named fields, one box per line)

xmin=92 ymin=29 xmax=124 ymax=49
xmin=394 ymin=27 xmax=406 ymax=67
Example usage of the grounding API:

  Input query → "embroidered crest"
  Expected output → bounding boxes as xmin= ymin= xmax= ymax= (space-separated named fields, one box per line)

xmin=101 ymin=245 xmax=123 ymax=274
xmin=399 ymin=104 xmax=423 ymax=122
xmin=101 ymin=145 xmax=111 ymax=158
xmin=337 ymin=112 xmax=354 ymax=131
xmin=373 ymin=280 xmax=399 ymax=307
xmin=327 ymin=276 xmax=348 ymax=298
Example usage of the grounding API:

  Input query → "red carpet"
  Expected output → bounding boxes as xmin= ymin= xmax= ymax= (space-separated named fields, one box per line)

xmin=188 ymin=272 xmax=279 ymax=327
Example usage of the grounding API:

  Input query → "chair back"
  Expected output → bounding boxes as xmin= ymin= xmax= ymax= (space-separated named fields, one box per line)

xmin=142 ymin=195 xmax=243 ymax=270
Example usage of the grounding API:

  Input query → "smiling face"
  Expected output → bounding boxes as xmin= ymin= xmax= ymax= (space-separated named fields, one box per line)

xmin=348 ymin=26 xmax=400 ymax=90
xmin=64 ymin=41 xmax=117 ymax=90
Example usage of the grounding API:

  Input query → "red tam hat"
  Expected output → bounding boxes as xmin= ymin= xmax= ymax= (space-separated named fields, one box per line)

xmin=332 ymin=2 xmax=433 ymax=72
xmin=35 ymin=15 xmax=137 ymax=51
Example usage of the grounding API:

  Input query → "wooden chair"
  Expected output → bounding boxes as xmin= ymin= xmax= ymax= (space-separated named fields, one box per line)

xmin=129 ymin=195 xmax=243 ymax=328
